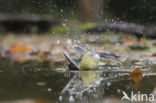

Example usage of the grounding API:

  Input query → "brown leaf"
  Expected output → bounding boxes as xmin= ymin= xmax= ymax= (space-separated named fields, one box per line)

xmin=129 ymin=67 xmax=142 ymax=83
xmin=152 ymin=53 xmax=156 ymax=57
xmin=14 ymin=57 xmax=28 ymax=63
xmin=9 ymin=45 xmax=31 ymax=53
xmin=37 ymin=51 xmax=51 ymax=62
xmin=122 ymin=36 xmax=136 ymax=44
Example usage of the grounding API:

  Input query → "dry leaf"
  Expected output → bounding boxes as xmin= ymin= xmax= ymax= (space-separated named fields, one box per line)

xmin=14 ymin=57 xmax=28 ymax=63
xmin=152 ymin=53 xmax=156 ymax=57
xmin=37 ymin=51 xmax=51 ymax=62
xmin=9 ymin=45 xmax=31 ymax=53
xmin=129 ymin=67 xmax=142 ymax=83
xmin=122 ymin=36 xmax=136 ymax=44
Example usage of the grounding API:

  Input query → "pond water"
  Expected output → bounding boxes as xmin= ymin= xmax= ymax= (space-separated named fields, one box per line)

xmin=0 ymin=59 xmax=155 ymax=103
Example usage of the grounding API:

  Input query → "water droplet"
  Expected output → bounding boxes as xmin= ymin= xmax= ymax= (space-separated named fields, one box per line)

xmin=117 ymin=89 xmax=121 ymax=93
xmin=54 ymin=5 xmax=57 ymax=7
xmin=107 ymin=82 xmax=111 ymax=86
xmin=59 ymin=96 xmax=63 ymax=101
xmin=36 ymin=82 xmax=46 ymax=86
xmin=67 ymin=39 xmax=72 ymax=44
xmin=69 ymin=95 xmax=75 ymax=102
xmin=56 ymin=40 xmax=60 ymax=44
xmin=60 ymin=9 xmax=63 ymax=12
xmin=104 ymin=19 xmax=108 ymax=22
xmin=94 ymin=54 xmax=100 ymax=59
xmin=65 ymin=19 xmax=68 ymax=22
xmin=62 ymin=23 xmax=66 ymax=27
xmin=48 ymin=88 xmax=52 ymax=92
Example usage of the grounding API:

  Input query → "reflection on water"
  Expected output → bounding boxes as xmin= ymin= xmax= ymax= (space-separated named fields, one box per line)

xmin=80 ymin=72 xmax=101 ymax=86
xmin=60 ymin=71 xmax=103 ymax=98
xmin=0 ymin=59 xmax=156 ymax=103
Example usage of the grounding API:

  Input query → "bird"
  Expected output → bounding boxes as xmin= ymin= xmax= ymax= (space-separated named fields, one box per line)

xmin=63 ymin=46 xmax=119 ymax=70
xmin=79 ymin=52 xmax=100 ymax=70
xmin=63 ymin=51 xmax=100 ymax=70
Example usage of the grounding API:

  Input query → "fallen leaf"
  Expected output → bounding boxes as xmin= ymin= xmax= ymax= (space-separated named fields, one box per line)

xmin=37 ymin=51 xmax=51 ymax=62
xmin=152 ymin=53 xmax=156 ymax=57
xmin=9 ymin=45 xmax=31 ymax=53
xmin=14 ymin=57 xmax=28 ymax=63
xmin=129 ymin=67 xmax=142 ymax=83
xmin=122 ymin=36 xmax=136 ymax=44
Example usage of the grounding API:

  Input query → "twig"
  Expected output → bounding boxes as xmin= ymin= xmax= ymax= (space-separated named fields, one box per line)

xmin=84 ymin=21 xmax=156 ymax=39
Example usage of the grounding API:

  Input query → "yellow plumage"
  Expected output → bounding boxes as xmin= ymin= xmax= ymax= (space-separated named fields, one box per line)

xmin=79 ymin=52 xmax=100 ymax=70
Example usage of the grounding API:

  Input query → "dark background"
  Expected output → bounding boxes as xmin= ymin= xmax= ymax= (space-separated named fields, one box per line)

xmin=0 ymin=0 xmax=156 ymax=23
